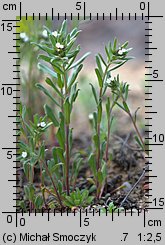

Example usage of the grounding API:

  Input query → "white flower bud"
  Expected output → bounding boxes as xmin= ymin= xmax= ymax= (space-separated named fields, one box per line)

xmin=56 ymin=42 xmax=61 ymax=49
xmin=60 ymin=44 xmax=64 ymax=49
xmin=22 ymin=151 xmax=27 ymax=158
xmin=40 ymin=122 xmax=46 ymax=128
xmin=52 ymin=31 xmax=58 ymax=37
xmin=20 ymin=32 xmax=29 ymax=42
xmin=42 ymin=30 xmax=48 ymax=38
xmin=118 ymin=48 xmax=127 ymax=55
xmin=88 ymin=114 xmax=94 ymax=120
xmin=20 ymin=32 xmax=26 ymax=39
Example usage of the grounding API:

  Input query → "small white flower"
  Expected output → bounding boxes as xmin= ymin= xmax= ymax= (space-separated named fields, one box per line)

xmin=59 ymin=44 xmax=64 ymax=49
xmin=42 ymin=30 xmax=48 ymax=38
xmin=20 ymin=32 xmax=26 ymax=39
xmin=20 ymin=32 xmax=29 ymax=42
xmin=20 ymin=32 xmax=29 ymax=43
xmin=88 ymin=113 xmax=94 ymax=120
xmin=56 ymin=42 xmax=64 ymax=50
xmin=37 ymin=123 xmax=41 ymax=127
xmin=56 ymin=42 xmax=61 ymax=49
xmin=22 ymin=151 xmax=27 ymax=158
xmin=106 ymin=77 xmax=113 ymax=85
xmin=118 ymin=48 xmax=127 ymax=55
xmin=24 ymin=36 xmax=29 ymax=42
xmin=40 ymin=122 xmax=46 ymax=128
xmin=52 ymin=31 xmax=58 ymax=37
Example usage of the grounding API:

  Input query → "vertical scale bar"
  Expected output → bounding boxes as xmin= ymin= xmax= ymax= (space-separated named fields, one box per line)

xmin=144 ymin=2 xmax=152 ymax=202
xmin=83 ymin=1 xmax=86 ymax=20
xmin=79 ymin=209 xmax=82 ymax=227
xmin=19 ymin=2 xmax=22 ymax=20
xmin=143 ymin=208 xmax=146 ymax=227
xmin=14 ymin=2 xmax=22 ymax=210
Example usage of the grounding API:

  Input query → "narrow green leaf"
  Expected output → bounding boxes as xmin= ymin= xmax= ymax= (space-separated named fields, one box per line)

xmin=44 ymin=104 xmax=59 ymax=127
xmin=123 ymin=101 xmax=130 ymax=113
xmin=51 ymin=59 xmax=64 ymax=74
xmin=135 ymin=135 xmax=144 ymax=150
xmin=38 ymin=63 xmax=57 ymax=78
xmin=93 ymin=134 xmax=99 ymax=150
xmin=57 ymin=74 xmax=64 ymax=89
xmin=106 ymin=97 xmax=111 ymax=118
xmin=95 ymin=68 xmax=103 ymax=88
xmin=39 ymin=144 xmax=45 ymax=160
xmin=113 ymin=38 xmax=117 ymax=51
xmin=36 ymin=83 xmax=60 ymax=107
xmin=64 ymin=98 xmax=71 ymax=125
xmin=70 ymin=83 xmax=79 ymax=105
xmin=105 ymin=45 xmax=111 ymax=61
xmin=101 ymin=160 xmax=107 ymax=180
xmin=32 ymin=42 xmax=54 ymax=55
xmin=56 ymin=128 xmax=65 ymax=150
xmin=69 ymin=52 xmax=90 ymax=70
xmin=23 ymin=162 xmax=29 ymax=178
xmin=98 ymin=53 xmax=106 ymax=66
xmin=88 ymin=153 xmax=97 ymax=178
xmin=49 ymin=34 xmax=56 ymax=47
xmin=65 ymin=38 xmax=76 ymax=53
xmin=66 ymin=50 xmax=79 ymax=70
xmin=70 ymin=28 xmax=81 ymax=39
xmin=34 ymin=196 xmax=43 ymax=209
xmin=115 ymin=102 xmax=125 ymax=111
xmin=86 ymin=196 xmax=94 ymax=204
xmin=90 ymin=83 xmax=98 ymax=105
xmin=121 ymin=41 xmax=129 ymax=49
xmin=43 ymin=26 xmax=53 ymax=35
xmin=68 ymin=64 xmax=83 ymax=89
xmin=96 ymin=55 xmax=103 ymax=76
xmin=38 ymin=54 xmax=52 ymax=63
xmin=60 ymin=20 xmax=67 ymax=35
xmin=45 ymin=77 xmax=63 ymax=99
xmin=97 ymin=171 xmax=103 ymax=185
xmin=134 ymin=107 xmax=140 ymax=124
xmin=97 ymin=101 xmax=102 ymax=123
xmin=125 ymin=84 xmax=129 ymax=100
xmin=54 ymin=147 xmax=65 ymax=163
xmin=93 ymin=111 xmax=98 ymax=132
xmin=110 ymin=60 xmax=127 ymax=72
xmin=81 ymin=189 xmax=89 ymax=201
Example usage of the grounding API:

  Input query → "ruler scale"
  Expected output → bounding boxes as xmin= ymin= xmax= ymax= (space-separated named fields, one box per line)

xmin=0 ymin=0 xmax=164 ymax=244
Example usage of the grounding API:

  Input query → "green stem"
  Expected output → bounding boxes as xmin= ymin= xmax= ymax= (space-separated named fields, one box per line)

xmin=65 ymin=124 xmax=70 ymax=195
xmin=105 ymin=99 xmax=117 ymax=162
xmin=105 ymin=116 xmax=111 ymax=162
xmin=96 ymin=63 xmax=111 ymax=169
xmin=121 ymin=95 xmax=147 ymax=155
xmin=96 ymin=87 xmax=103 ymax=171
xmin=96 ymin=63 xmax=111 ymax=199
xmin=43 ymin=161 xmax=63 ymax=208
xmin=63 ymin=69 xmax=70 ymax=195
